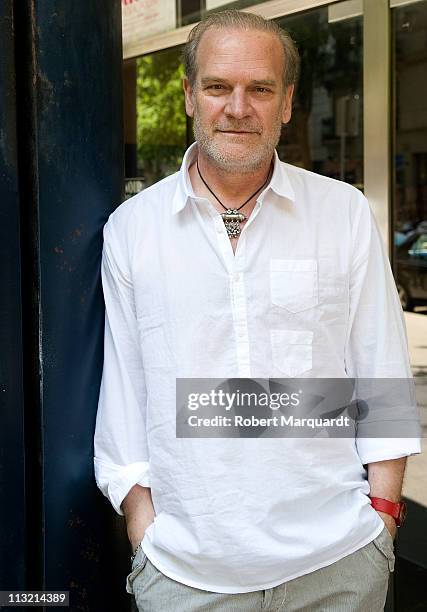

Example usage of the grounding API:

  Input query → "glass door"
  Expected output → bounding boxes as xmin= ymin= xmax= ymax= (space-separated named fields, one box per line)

xmin=392 ymin=2 xmax=427 ymax=609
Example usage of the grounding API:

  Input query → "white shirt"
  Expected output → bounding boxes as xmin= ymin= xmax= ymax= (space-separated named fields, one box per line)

xmin=94 ymin=142 xmax=421 ymax=594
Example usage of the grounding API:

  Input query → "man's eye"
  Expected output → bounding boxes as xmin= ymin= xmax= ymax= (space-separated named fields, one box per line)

xmin=208 ymin=84 xmax=223 ymax=90
xmin=255 ymin=87 xmax=271 ymax=93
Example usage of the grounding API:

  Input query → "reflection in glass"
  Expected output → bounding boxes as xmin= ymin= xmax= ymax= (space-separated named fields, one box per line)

xmin=125 ymin=7 xmax=364 ymax=191
xmin=277 ymin=8 xmax=363 ymax=188
xmin=393 ymin=2 xmax=427 ymax=311
xmin=130 ymin=47 xmax=187 ymax=189
xmin=393 ymin=11 xmax=427 ymax=605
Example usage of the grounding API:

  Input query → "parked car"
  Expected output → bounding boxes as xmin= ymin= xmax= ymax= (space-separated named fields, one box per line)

xmin=395 ymin=227 xmax=427 ymax=311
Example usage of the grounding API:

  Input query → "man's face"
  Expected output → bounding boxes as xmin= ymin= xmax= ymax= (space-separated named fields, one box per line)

xmin=183 ymin=27 xmax=294 ymax=173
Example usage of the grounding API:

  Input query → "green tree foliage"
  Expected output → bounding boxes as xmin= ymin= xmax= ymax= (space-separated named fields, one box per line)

xmin=136 ymin=47 xmax=188 ymax=185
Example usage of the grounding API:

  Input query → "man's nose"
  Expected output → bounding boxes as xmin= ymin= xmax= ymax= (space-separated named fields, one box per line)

xmin=224 ymin=89 xmax=252 ymax=119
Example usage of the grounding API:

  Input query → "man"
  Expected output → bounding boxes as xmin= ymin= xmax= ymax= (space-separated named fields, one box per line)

xmin=94 ymin=10 xmax=421 ymax=611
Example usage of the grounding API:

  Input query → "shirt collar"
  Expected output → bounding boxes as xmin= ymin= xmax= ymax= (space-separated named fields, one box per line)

xmin=171 ymin=141 xmax=295 ymax=215
xmin=171 ymin=142 xmax=199 ymax=215
xmin=269 ymin=149 xmax=296 ymax=203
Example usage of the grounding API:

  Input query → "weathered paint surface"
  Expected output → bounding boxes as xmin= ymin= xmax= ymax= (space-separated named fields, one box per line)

xmin=1 ymin=1 xmax=129 ymax=609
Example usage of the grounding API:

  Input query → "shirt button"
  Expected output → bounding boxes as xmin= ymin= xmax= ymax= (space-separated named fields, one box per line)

xmin=233 ymin=273 xmax=241 ymax=282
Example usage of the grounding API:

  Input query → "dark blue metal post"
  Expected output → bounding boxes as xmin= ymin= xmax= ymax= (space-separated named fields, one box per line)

xmin=0 ymin=0 xmax=26 ymax=593
xmin=1 ymin=0 xmax=131 ymax=609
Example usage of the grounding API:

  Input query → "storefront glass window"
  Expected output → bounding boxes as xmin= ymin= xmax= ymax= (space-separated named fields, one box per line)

xmin=124 ymin=5 xmax=363 ymax=191
xmin=393 ymin=0 xmax=427 ymax=314
xmin=204 ymin=0 xmax=257 ymax=13
xmin=123 ymin=46 xmax=187 ymax=191
xmin=277 ymin=7 xmax=363 ymax=188
xmin=392 ymin=5 xmax=427 ymax=608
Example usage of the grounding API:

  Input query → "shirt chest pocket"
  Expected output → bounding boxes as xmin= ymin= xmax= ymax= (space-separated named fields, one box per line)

xmin=270 ymin=259 xmax=319 ymax=313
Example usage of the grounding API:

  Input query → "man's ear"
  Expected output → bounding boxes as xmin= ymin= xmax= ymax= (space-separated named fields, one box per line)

xmin=281 ymin=84 xmax=295 ymax=125
xmin=183 ymin=77 xmax=195 ymax=118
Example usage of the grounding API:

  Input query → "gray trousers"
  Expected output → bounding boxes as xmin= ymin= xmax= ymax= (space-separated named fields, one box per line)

xmin=126 ymin=526 xmax=395 ymax=612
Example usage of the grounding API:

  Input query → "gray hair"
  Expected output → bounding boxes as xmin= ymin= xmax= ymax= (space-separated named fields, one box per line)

xmin=182 ymin=10 xmax=300 ymax=91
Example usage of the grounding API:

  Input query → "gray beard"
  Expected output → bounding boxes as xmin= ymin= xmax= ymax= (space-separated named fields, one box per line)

xmin=192 ymin=113 xmax=282 ymax=174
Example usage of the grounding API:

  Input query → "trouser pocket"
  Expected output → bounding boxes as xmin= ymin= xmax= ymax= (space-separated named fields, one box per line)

xmin=372 ymin=525 xmax=396 ymax=573
xmin=126 ymin=548 xmax=149 ymax=594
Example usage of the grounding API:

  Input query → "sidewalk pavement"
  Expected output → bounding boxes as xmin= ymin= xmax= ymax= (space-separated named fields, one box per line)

xmin=401 ymin=310 xmax=427 ymax=507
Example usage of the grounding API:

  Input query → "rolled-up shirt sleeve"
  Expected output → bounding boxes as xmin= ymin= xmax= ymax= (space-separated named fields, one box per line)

xmin=94 ymin=213 xmax=150 ymax=516
xmin=344 ymin=191 xmax=422 ymax=465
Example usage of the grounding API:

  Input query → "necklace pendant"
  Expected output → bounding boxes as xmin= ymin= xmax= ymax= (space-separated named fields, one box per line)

xmin=221 ymin=209 xmax=246 ymax=237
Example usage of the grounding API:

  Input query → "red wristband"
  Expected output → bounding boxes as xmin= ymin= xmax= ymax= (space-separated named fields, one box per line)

xmin=369 ymin=496 xmax=407 ymax=527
